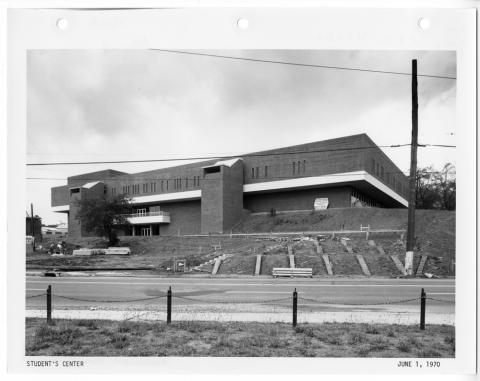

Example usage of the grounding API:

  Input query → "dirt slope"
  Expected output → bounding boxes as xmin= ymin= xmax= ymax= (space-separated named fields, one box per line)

xmin=235 ymin=208 xmax=455 ymax=259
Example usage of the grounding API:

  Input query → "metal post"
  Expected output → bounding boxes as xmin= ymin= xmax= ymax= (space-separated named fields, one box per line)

xmin=167 ymin=286 xmax=172 ymax=324
xmin=420 ymin=288 xmax=426 ymax=330
xmin=406 ymin=59 xmax=418 ymax=276
xmin=292 ymin=288 xmax=298 ymax=327
xmin=46 ymin=285 xmax=52 ymax=325
xmin=30 ymin=204 xmax=35 ymax=252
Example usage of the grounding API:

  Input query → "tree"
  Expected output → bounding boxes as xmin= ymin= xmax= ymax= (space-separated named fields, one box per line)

xmin=75 ymin=195 xmax=131 ymax=245
xmin=436 ymin=163 xmax=456 ymax=210
xmin=415 ymin=163 xmax=456 ymax=210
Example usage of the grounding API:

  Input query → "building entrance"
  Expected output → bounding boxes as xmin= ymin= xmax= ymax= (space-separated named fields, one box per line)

xmin=141 ymin=227 xmax=151 ymax=236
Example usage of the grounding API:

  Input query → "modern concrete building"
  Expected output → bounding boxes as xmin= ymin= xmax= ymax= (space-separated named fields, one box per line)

xmin=51 ymin=134 xmax=408 ymax=238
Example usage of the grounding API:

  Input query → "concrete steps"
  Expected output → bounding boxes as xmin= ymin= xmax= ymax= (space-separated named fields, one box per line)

xmin=211 ymin=253 xmax=232 ymax=275
xmin=390 ymin=255 xmax=407 ymax=276
xmin=356 ymin=255 xmax=371 ymax=276
xmin=322 ymin=255 xmax=333 ymax=275
xmin=416 ymin=255 xmax=428 ymax=276
xmin=289 ymin=254 xmax=295 ymax=268
xmin=255 ymin=255 xmax=262 ymax=275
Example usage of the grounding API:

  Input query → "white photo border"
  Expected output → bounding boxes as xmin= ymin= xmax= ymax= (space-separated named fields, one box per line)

xmin=4 ymin=5 xmax=476 ymax=375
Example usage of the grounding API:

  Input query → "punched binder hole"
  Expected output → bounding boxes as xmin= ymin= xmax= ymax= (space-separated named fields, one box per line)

xmin=237 ymin=18 xmax=249 ymax=30
xmin=56 ymin=18 xmax=69 ymax=30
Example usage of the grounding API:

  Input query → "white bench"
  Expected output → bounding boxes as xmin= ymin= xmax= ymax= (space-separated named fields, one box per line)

xmin=72 ymin=248 xmax=98 ymax=256
xmin=105 ymin=247 xmax=131 ymax=255
xmin=272 ymin=267 xmax=313 ymax=278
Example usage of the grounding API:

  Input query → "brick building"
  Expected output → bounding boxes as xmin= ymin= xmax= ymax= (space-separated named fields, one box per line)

xmin=51 ymin=134 xmax=408 ymax=238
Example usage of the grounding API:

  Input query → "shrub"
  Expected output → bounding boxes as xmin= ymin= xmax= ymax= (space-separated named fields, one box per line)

xmin=396 ymin=339 xmax=411 ymax=353
xmin=348 ymin=332 xmax=367 ymax=345
xmin=110 ymin=333 xmax=129 ymax=349
xmin=369 ymin=336 xmax=389 ymax=351
xmin=356 ymin=344 xmax=371 ymax=357
xmin=444 ymin=335 xmax=455 ymax=345
xmin=365 ymin=325 xmax=380 ymax=334
xmin=76 ymin=320 xmax=98 ymax=330
xmin=386 ymin=328 xmax=396 ymax=337
xmin=34 ymin=324 xmax=82 ymax=346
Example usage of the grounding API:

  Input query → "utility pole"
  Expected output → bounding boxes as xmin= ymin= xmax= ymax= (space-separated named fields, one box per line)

xmin=30 ymin=203 xmax=35 ymax=252
xmin=405 ymin=59 xmax=418 ymax=275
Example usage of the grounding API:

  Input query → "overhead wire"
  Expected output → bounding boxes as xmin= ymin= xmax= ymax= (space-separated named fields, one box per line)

xmin=26 ymin=143 xmax=454 ymax=167
xmin=149 ymin=49 xmax=457 ymax=80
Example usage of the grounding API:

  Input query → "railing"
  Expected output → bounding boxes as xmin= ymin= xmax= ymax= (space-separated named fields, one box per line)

xmin=120 ymin=211 xmax=170 ymax=218
xmin=28 ymin=286 xmax=452 ymax=329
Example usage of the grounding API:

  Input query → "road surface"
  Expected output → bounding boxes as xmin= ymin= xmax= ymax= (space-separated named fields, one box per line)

xmin=26 ymin=276 xmax=455 ymax=324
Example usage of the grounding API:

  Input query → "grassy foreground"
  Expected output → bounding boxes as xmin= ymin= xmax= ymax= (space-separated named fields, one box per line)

xmin=26 ymin=318 xmax=454 ymax=357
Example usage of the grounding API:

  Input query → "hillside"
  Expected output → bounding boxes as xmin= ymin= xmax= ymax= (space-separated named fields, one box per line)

xmin=234 ymin=208 xmax=455 ymax=259
xmin=27 ymin=208 xmax=455 ymax=277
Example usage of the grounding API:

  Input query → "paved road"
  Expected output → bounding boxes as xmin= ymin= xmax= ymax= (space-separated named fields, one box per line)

xmin=26 ymin=276 xmax=455 ymax=324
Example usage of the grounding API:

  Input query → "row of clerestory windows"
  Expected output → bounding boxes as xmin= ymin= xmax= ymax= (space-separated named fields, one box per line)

xmin=113 ymin=176 xmax=201 ymax=196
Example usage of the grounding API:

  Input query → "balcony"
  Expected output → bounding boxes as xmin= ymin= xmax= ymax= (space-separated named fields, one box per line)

xmin=119 ymin=211 xmax=171 ymax=225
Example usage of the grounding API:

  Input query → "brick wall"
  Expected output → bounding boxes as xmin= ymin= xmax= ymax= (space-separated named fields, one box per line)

xmin=244 ymin=186 xmax=353 ymax=212
xmin=159 ymin=200 xmax=201 ymax=235
xmin=52 ymin=134 xmax=407 ymax=239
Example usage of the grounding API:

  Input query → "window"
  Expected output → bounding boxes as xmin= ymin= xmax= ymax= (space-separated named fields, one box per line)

xmin=111 ymin=187 xmax=116 ymax=196
xmin=251 ymin=168 xmax=255 ymax=178
xmin=264 ymin=166 xmax=268 ymax=178
xmin=380 ymin=166 xmax=384 ymax=179
xmin=151 ymin=182 xmax=156 ymax=192
xmin=103 ymin=185 xmax=107 ymax=194
xmin=297 ymin=161 xmax=301 ymax=174
xmin=303 ymin=160 xmax=306 ymax=173
xmin=292 ymin=162 xmax=296 ymax=174
xmin=174 ymin=178 xmax=182 ymax=190
xmin=204 ymin=166 xmax=220 ymax=174
xmin=70 ymin=188 xmax=80 ymax=195
xmin=376 ymin=163 xmax=380 ymax=176
xmin=166 ymin=180 xmax=169 ymax=191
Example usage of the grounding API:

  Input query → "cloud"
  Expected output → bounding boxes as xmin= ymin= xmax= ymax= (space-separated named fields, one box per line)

xmin=27 ymin=49 xmax=456 ymax=224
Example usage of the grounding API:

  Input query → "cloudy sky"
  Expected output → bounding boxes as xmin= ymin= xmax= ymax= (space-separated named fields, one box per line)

xmin=27 ymin=49 xmax=456 ymax=225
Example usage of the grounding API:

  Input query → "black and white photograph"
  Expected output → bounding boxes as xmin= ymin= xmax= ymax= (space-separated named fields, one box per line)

xmin=4 ymin=5 xmax=476 ymax=376
xmin=25 ymin=48 xmax=456 ymax=357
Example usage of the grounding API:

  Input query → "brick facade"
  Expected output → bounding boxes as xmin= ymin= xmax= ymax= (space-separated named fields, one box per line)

xmin=51 ymin=134 xmax=408 ymax=238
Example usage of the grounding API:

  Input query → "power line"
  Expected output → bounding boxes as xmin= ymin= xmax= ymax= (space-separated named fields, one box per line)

xmin=26 ymin=143 xmax=454 ymax=167
xmin=27 ymin=170 xmax=453 ymax=182
xmin=150 ymin=49 xmax=457 ymax=80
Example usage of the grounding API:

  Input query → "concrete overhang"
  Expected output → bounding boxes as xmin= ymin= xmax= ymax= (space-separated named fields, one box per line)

xmin=202 ymin=158 xmax=242 ymax=169
xmin=129 ymin=190 xmax=201 ymax=204
xmin=243 ymin=171 xmax=408 ymax=208
xmin=127 ymin=215 xmax=171 ymax=224
xmin=52 ymin=205 xmax=70 ymax=213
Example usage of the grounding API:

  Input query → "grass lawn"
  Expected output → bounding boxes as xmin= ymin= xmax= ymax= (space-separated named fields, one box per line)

xmin=26 ymin=318 xmax=454 ymax=357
